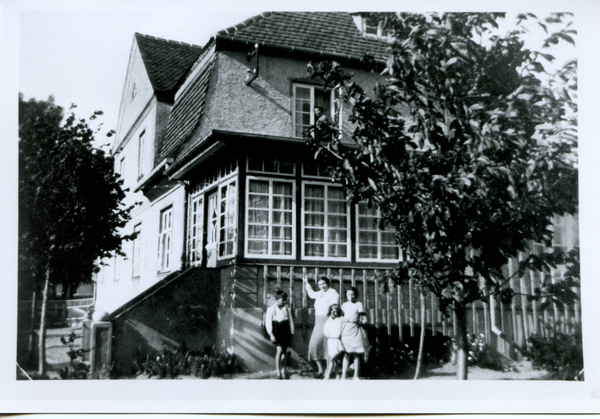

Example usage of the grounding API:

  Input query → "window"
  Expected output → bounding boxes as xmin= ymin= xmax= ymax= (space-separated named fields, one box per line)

xmin=552 ymin=213 xmax=579 ymax=253
xmin=158 ymin=207 xmax=173 ymax=271
xmin=138 ymin=131 xmax=146 ymax=179
xmin=187 ymin=195 xmax=204 ymax=266
xmin=302 ymin=183 xmax=350 ymax=260
xmin=246 ymin=178 xmax=295 ymax=258
xmin=362 ymin=17 xmax=392 ymax=38
xmin=218 ymin=179 xmax=237 ymax=258
xmin=293 ymin=84 xmax=334 ymax=138
xmin=247 ymin=157 xmax=294 ymax=175
xmin=114 ymin=253 xmax=121 ymax=282
xmin=131 ymin=78 xmax=137 ymax=101
xmin=132 ymin=224 xmax=142 ymax=277
xmin=302 ymin=161 xmax=331 ymax=178
xmin=356 ymin=202 xmax=400 ymax=261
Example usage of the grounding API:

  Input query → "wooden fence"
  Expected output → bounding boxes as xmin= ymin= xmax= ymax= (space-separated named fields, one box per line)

xmin=19 ymin=297 xmax=95 ymax=329
xmin=257 ymin=262 xmax=581 ymax=353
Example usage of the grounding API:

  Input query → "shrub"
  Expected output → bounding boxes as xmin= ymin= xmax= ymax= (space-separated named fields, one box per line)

xmin=137 ymin=345 xmax=241 ymax=379
xmin=524 ymin=326 xmax=584 ymax=381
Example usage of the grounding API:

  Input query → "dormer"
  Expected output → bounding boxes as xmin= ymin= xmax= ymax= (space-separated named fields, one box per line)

xmin=351 ymin=13 xmax=393 ymax=39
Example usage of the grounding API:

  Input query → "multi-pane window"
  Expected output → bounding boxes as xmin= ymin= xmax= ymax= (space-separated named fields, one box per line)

xmin=132 ymin=224 xmax=142 ymax=277
xmin=246 ymin=178 xmax=295 ymax=258
xmin=552 ymin=213 xmax=579 ymax=253
xmin=247 ymin=157 xmax=294 ymax=175
xmin=363 ymin=17 xmax=392 ymax=37
xmin=302 ymin=162 xmax=330 ymax=178
xmin=187 ymin=195 xmax=204 ymax=266
xmin=158 ymin=207 xmax=173 ymax=271
xmin=293 ymin=84 xmax=333 ymax=138
xmin=302 ymin=183 xmax=350 ymax=259
xmin=138 ymin=130 xmax=146 ymax=179
xmin=356 ymin=202 xmax=400 ymax=261
xmin=218 ymin=179 xmax=237 ymax=258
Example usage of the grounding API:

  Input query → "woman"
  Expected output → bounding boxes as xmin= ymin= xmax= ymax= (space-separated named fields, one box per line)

xmin=304 ymin=276 xmax=339 ymax=377
xmin=341 ymin=286 xmax=368 ymax=380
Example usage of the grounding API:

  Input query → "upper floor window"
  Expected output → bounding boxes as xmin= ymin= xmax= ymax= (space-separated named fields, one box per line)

xmin=361 ymin=17 xmax=392 ymax=38
xmin=302 ymin=182 xmax=351 ymax=260
xmin=293 ymin=84 xmax=336 ymax=138
xmin=132 ymin=223 xmax=142 ymax=277
xmin=356 ymin=202 xmax=400 ymax=261
xmin=137 ymin=130 xmax=146 ymax=179
xmin=246 ymin=178 xmax=295 ymax=258
xmin=247 ymin=157 xmax=294 ymax=175
xmin=158 ymin=207 xmax=173 ymax=271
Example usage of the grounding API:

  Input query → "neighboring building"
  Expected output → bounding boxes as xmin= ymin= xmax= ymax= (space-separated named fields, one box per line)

xmin=95 ymin=12 xmax=580 ymax=374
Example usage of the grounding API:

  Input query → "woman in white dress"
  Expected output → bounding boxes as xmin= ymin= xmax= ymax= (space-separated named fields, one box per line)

xmin=304 ymin=276 xmax=340 ymax=377
xmin=341 ymin=286 xmax=368 ymax=380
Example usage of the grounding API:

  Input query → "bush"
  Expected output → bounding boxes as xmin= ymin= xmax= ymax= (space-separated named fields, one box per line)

xmin=446 ymin=333 xmax=507 ymax=371
xmin=136 ymin=345 xmax=241 ymax=379
xmin=524 ymin=326 xmax=584 ymax=380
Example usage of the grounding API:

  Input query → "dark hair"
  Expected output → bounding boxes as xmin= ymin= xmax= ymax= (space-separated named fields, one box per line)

xmin=318 ymin=276 xmax=330 ymax=286
xmin=327 ymin=304 xmax=343 ymax=317
xmin=315 ymin=106 xmax=324 ymax=112
xmin=346 ymin=286 xmax=359 ymax=299
xmin=275 ymin=290 xmax=288 ymax=300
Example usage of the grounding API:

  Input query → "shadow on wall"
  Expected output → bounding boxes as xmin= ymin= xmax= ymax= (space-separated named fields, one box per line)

xmin=110 ymin=268 xmax=220 ymax=377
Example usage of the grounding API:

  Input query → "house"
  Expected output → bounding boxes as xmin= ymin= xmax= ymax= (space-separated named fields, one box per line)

xmin=93 ymin=12 xmax=580 ymax=376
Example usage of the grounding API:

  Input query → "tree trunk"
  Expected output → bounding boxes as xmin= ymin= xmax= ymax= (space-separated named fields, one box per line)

xmin=413 ymin=289 xmax=426 ymax=380
xmin=455 ymin=303 xmax=469 ymax=380
xmin=37 ymin=269 xmax=51 ymax=376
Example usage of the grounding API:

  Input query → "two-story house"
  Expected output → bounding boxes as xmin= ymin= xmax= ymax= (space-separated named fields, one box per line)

xmin=94 ymin=12 xmax=580 ymax=375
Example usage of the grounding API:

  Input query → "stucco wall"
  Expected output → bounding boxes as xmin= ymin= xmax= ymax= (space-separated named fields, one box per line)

xmin=183 ymin=51 xmax=385 ymax=154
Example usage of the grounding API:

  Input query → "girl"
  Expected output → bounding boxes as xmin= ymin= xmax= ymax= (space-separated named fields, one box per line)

xmin=323 ymin=304 xmax=345 ymax=380
xmin=304 ymin=276 xmax=339 ymax=377
xmin=265 ymin=290 xmax=294 ymax=379
xmin=341 ymin=286 xmax=368 ymax=380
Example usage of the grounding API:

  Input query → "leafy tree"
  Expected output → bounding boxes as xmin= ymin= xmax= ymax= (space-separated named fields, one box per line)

xmin=18 ymin=94 xmax=136 ymax=375
xmin=307 ymin=13 xmax=577 ymax=379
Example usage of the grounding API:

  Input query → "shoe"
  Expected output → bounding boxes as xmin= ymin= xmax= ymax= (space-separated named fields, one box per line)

xmin=314 ymin=371 xmax=324 ymax=379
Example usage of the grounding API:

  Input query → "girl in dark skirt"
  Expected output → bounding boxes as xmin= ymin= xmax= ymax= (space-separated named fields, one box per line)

xmin=265 ymin=290 xmax=295 ymax=379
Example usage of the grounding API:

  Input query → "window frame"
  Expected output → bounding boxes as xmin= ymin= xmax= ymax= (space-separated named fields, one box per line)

xmin=355 ymin=202 xmax=401 ymax=263
xmin=246 ymin=157 xmax=295 ymax=176
xmin=217 ymin=176 xmax=238 ymax=260
xmin=187 ymin=193 xmax=204 ymax=267
xmin=292 ymin=83 xmax=338 ymax=138
xmin=301 ymin=181 xmax=351 ymax=261
xmin=245 ymin=176 xmax=296 ymax=259
xmin=158 ymin=206 xmax=173 ymax=272
xmin=361 ymin=17 xmax=392 ymax=38
xmin=132 ymin=223 xmax=142 ymax=278
xmin=137 ymin=130 xmax=146 ymax=180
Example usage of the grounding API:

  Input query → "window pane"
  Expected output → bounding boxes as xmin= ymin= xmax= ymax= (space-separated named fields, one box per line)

xmin=248 ymin=209 xmax=268 ymax=224
xmin=328 ymin=215 xmax=346 ymax=228
xmin=305 ymin=199 xmax=324 ymax=213
xmin=248 ymin=240 xmax=268 ymax=254
xmin=296 ymin=86 xmax=310 ymax=99
xmin=249 ymin=180 xmax=269 ymax=193
xmin=305 ymin=243 xmax=324 ymax=257
xmin=328 ymin=201 xmax=347 ymax=214
xmin=359 ymin=231 xmax=377 ymax=244
xmin=305 ymin=185 xmax=324 ymax=198
xmin=305 ymin=228 xmax=325 ymax=242
xmin=328 ymin=244 xmax=346 ymax=257
xmin=305 ymin=213 xmax=324 ymax=226
xmin=327 ymin=187 xmax=344 ymax=200
xmin=274 ymin=182 xmax=292 ymax=195
xmin=249 ymin=195 xmax=269 ymax=208
xmin=381 ymin=246 xmax=399 ymax=259
xmin=328 ymin=229 xmax=347 ymax=243
xmin=359 ymin=245 xmax=378 ymax=259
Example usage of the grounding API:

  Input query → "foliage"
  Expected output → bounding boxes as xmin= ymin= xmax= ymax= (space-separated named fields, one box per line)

xmin=58 ymin=330 xmax=90 ymax=379
xmin=135 ymin=345 xmax=241 ymax=379
xmin=305 ymin=12 xmax=577 ymax=378
xmin=18 ymin=94 xmax=136 ymax=298
xmin=363 ymin=340 xmax=416 ymax=378
xmin=524 ymin=326 xmax=584 ymax=380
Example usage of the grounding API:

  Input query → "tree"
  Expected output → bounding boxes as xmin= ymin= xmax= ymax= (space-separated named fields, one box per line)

xmin=307 ymin=13 xmax=577 ymax=379
xmin=18 ymin=94 xmax=136 ymax=376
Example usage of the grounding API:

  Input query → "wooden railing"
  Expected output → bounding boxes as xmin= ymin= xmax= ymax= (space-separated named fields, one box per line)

xmin=19 ymin=297 xmax=95 ymax=329
xmin=258 ymin=262 xmax=581 ymax=349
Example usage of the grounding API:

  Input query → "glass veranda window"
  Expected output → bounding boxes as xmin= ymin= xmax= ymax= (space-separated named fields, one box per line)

xmin=303 ymin=183 xmax=350 ymax=259
xmin=357 ymin=202 xmax=400 ymax=261
xmin=246 ymin=178 xmax=295 ymax=257
xmin=187 ymin=195 xmax=204 ymax=266
xmin=132 ymin=224 xmax=142 ymax=276
xmin=218 ymin=179 xmax=237 ymax=258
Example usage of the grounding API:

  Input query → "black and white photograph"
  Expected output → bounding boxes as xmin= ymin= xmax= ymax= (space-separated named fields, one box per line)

xmin=2 ymin=0 xmax=599 ymax=414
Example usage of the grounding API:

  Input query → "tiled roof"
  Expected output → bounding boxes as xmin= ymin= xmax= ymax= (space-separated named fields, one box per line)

xmin=159 ymin=53 xmax=216 ymax=160
xmin=135 ymin=33 xmax=204 ymax=99
xmin=215 ymin=12 xmax=390 ymax=61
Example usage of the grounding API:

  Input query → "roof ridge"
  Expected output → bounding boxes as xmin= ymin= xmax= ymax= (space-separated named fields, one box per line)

xmin=213 ymin=12 xmax=273 ymax=37
xmin=134 ymin=32 xmax=203 ymax=49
